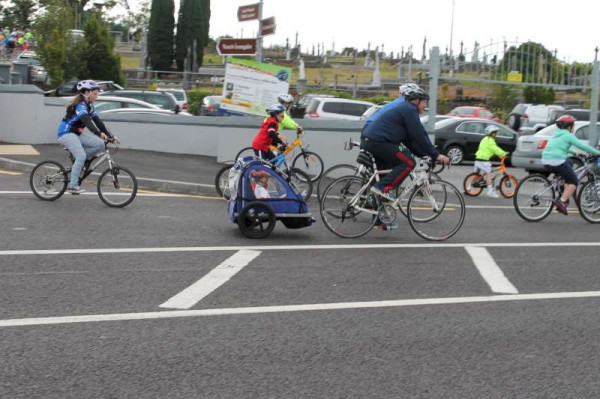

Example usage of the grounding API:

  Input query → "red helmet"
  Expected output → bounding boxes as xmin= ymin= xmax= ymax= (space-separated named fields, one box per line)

xmin=556 ymin=114 xmax=576 ymax=129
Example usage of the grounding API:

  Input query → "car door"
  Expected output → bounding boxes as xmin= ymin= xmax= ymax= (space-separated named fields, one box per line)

xmin=456 ymin=121 xmax=485 ymax=156
xmin=494 ymin=125 xmax=518 ymax=153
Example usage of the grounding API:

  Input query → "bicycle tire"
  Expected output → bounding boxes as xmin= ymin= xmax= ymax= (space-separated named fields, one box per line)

xmin=291 ymin=150 xmax=324 ymax=182
xmin=577 ymin=180 xmax=600 ymax=223
xmin=396 ymin=172 xmax=442 ymax=218
xmin=463 ymin=172 xmax=484 ymax=196
xmin=316 ymin=164 xmax=356 ymax=202
xmin=215 ymin=164 xmax=234 ymax=199
xmin=235 ymin=147 xmax=255 ymax=160
xmin=320 ymin=176 xmax=377 ymax=238
xmin=499 ymin=174 xmax=519 ymax=198
xmin=237 ymin=201 xmax=276 ymax=238
xmin=97 ymin=166 xmax=137 ymax=208
xmin=29 ymin=160 xmax=68 ymax=201
xmin=407 ymin=180 xmax=465 ymax=241
xmin=288 ymin=168 xmax=313 ymax=201
xmin=513 ymin=174 xmax=554 ymax=222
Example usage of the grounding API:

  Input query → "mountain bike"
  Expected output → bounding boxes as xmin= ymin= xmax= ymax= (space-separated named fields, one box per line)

xmin=235 ymin=130 xmax=324 ymax=181
xmin=29 ymin=139 xmax=138 ymax=208
xmin=513 ymin=154 xmax=600 ymax=222
xmin=463 ymin=157 xmax=519 ymax=198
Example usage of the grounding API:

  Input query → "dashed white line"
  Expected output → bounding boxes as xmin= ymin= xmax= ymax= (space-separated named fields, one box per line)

xmin=465 ymin=246 xmax=518 ymax=294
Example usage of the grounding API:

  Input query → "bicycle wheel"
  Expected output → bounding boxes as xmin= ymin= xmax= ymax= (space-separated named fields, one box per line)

xmin=577 ymin=180 xmax=600 ymax=223
xmin=238 ymin=201 xmax=276 ymax=238
xmin=463 ymin=173 xmax=484 ymax=197
xmin=513 ymin=174 xmax=554 ymax=222
xmin=407 ymin=180 xmax=465 ymax=241
xmin=316 ymin=164 xmax=356 ymax=202
xmin=396 ymin=172 xmax=442 ymax=218
xmin=292 ymin=151 xmax=325 ymax=182
xmin=97 ymin=166 xmax=138 ymax=208
xmin=288 ymin=168 xmax=313 ymax=201
xmin=499 ymin=174 xmax=519 ymax=198
xmin=215 ymin=164 xmax=234 ymax=199
xmin=320 ymin=176 xmax=377 ymax=238
xmin=30 ymin=160 xmax=68 ymax=201
xmin=235 ymin=147 xmax=255 ymax=160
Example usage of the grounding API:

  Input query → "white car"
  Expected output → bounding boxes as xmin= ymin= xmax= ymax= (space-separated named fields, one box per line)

xmin=157 ymin=87 xmax=189 ymax=112
xmin=306 ymin=97 xmax=374 ymax=120
xmin=93 ymin=96 xmax=160 ymax=113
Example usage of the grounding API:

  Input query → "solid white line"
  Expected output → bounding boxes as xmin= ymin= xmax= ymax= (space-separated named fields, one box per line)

xmin=3 ymin=291 xmax=600 ymax=328
xmin=465 ymin=246 xmax=519 ymax=294
xmin=1 ymin=242 xmax=600 ymax=256
xmin=159 ymin=250 xmax=261 ymax=309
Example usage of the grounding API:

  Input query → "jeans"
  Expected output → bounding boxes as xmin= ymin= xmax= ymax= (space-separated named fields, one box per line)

xmin=58 ymin=132 xmax=104 ymax=188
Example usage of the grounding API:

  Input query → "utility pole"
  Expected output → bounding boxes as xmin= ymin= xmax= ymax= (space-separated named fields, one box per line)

xmin=590 ymin=49 xmax=599 ymax=148
xmin=256 ymin=0 xmax=264 ymax=63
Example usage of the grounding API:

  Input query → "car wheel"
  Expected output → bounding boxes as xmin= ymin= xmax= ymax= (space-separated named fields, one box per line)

xmin=445 ymin=145 xmax=464 ymax=165
xmin=508 ymin=114 xmax=521 ymax=130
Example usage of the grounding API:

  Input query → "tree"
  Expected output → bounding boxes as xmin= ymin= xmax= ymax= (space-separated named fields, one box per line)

xmin=147 ymin=0 xmax=174 ymax=70
xmin=175 ymin=0 xmax=210 ymax=71
xmin=523 ymin=86 xmax=556 ymax=105
xmin=2 ymin=0 xmax=38 ymax=28
xmin=83 ymin=13 xmax=123 ymax=83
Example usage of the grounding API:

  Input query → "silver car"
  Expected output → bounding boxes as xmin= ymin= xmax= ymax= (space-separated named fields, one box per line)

xmin=512 ymin=121 xmax=600 ymax=172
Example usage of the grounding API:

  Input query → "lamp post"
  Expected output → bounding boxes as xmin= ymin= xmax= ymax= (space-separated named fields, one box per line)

xmin=449 ymin=0 xmax=456 ymax=77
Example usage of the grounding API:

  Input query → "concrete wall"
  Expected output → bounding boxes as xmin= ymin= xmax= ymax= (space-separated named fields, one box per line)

xmin=0 ymin=85 xmax=363 ymax=168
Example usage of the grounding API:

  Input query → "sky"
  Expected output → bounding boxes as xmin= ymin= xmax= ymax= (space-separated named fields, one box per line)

xmin=203 ymin=0 xmax=600 ymax=64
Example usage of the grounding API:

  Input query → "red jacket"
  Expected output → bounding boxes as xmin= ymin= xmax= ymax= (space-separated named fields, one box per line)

xmin=252 ymin=117 xmax=282 ymax=152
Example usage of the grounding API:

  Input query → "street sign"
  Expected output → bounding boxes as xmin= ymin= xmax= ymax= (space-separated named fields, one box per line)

xmin=237 ymin=3 xmax=259 ymax=22
xmin=217 ymin=38 xmax=257 ymax=56
xmin=261 ymin=16 xmax=276 ymax=37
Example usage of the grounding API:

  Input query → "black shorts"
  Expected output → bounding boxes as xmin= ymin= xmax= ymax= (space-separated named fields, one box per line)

xmin=544 ymin=160 xmax=578 ymax=185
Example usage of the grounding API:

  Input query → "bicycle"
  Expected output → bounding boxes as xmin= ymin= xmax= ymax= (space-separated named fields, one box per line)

xmin=513 ymin=154 xmax=600 ymax=222
xmin=463 ymin=157 xmax=519 ymax=198
xmin=30 ymin=139 xmax=138 ymax=208
xmin=235 ymin=130 xmax=325 ymax=182
xmin=319 ymin=149 xmax=466 ymax=241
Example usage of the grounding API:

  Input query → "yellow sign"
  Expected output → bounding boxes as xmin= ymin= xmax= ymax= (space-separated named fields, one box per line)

xmin=507 ymin=71 xmax=523 ymax=83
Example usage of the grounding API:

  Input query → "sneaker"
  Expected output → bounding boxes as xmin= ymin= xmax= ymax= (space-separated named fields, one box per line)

xmin=552 ymin=199 xmax=569 ymax=215
xmin=486 ymin=189 xmax=499 ymax=198
xmin=370 ymin=185 xmax=396 ymax=201
xmin=67 ymin=186 xmax=86 ymax=195
xmin=373 ymin=221 xmax=398 ymax=231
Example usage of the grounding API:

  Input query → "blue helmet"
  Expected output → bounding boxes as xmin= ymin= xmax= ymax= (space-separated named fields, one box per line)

xmin=266 ymin=104 xmax=286 ymax=116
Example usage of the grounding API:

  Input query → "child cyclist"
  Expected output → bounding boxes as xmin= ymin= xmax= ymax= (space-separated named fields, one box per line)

xmin=474 ymin=125 xmax=508 ymax=198
xmin=276 ymin=93 xmax=303 ymax=135
xmin=252 ymin=104 xmax=287 ymax=161
xmin=542 ymin=115 xmax=600 ymax=215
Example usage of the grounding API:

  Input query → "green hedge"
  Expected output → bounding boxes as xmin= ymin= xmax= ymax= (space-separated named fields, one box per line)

xmin=186 ymin=90 xmax=215 ymax=115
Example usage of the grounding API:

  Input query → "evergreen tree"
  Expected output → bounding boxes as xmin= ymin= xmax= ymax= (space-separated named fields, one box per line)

xmin=83 ymin=13 xmax=123 ymax=84
xmin=2 ymin=0 xmax=38 ymax=28
xmin=175 ymin=0 xmax=210 ymax=71
xmin=147 ymin=0 xmax=175 ymax=71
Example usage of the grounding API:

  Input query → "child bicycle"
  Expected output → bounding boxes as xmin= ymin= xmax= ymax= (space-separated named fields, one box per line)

xmin=29 ymin=139 xmax=138 ymax=208
xmin=463 ymin=156 xmax=519 ymax=198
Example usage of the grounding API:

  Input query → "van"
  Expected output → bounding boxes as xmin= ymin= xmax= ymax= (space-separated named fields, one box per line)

xmin=519 ymin=104 xmax=563 ymax=135
xmin=306 ymin=98 xmax=374 ymax=120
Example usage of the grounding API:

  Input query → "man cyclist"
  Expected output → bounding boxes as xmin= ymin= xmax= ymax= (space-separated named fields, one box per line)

xmin=362 ymin=82 xmax=421 ymax=132
xmin=361 ymin=85 xmax=449 ymax=200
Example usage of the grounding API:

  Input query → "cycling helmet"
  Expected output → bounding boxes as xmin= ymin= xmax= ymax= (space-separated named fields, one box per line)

xmin=404 ymin=86 xmax=430 ymax=101
xmin=484 ymin=125 xmax=500 ymax=135
xmin=277 ymin=93 xmax=294 ymax=104
xmin=399 ymin=83 xmax=420 ymax=96
xmin=266 ymin=104 xmax=286 ymax=116
xmin=77 ymin=79 xmax=100 ymax=92
xmin=556 ymin=114 xmax=576 ymax=129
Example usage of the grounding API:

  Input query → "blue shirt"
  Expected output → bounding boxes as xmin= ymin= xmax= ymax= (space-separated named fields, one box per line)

xmin=363 ymin=96 xmax=406 ymax=127
xmin=57 ymin=100 xmax=99 ymax=138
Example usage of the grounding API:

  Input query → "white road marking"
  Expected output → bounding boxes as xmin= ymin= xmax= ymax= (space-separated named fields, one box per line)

xmin=2 ymin=291 xmax=600 ymax=328
xmin=0 ymin=242 xmax=599 ymax=257
xmin=465 ymin=246 xmax=519 ymax=294
xmin=159 ymin=250 xmax=261 ymax=309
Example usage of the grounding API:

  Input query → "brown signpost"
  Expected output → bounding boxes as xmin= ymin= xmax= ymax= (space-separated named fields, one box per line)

xmin=260 ymin=16 xmax=276 ymax=36
xmin=217 ymin=38 xmax=257 ymax=56
xmin=237 ymin=3 xmax=259 ymax=22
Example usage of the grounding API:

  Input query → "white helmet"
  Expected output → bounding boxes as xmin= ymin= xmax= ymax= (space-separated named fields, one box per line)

xmin=77 ymin=79 xmax=100 ymax=92
xmin=277 ymin=93 xmax=294 ymax=104
xmin=484 ymin=125 xmax=500 ymax=135
xmin=399 ymin=83 xmax=420 ymax=96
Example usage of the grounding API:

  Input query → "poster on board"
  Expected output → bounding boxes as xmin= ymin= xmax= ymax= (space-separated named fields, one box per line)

xmin=220 ymin=57 xmax=293 ymax=116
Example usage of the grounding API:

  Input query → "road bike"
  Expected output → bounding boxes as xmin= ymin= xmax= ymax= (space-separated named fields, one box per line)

xmin=513 ymin=154 xmax=600 ymax=223
xmin=463 ymin=157 xmax=519 ymax=198
xmin=235 ymin=130 xmax=324 ymax=181
xmin=29 ymin=139 xmax=138 ymax=208
xmin=319 ymin=148 xmax=466 ymax=241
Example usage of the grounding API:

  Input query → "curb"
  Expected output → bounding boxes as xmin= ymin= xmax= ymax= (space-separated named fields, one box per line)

xmin=0 ymin=157 xmax=219 ymax=197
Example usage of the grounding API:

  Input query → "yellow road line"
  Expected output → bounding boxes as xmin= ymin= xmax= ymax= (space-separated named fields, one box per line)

xmin=137 ymin=189 xmax=222 ymax=200
xmin=0 ymin=170 xmax=22 ymax=176
xmin=0 ymin=145 xmax=40 ymax=155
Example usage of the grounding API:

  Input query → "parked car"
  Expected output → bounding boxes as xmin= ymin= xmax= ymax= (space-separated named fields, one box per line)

xmin=290 ymin=93 xmax=337 ymax=119
xmin=157 ymin=87 xmax=189 ymax=111
xmin=92 ymin=96 xmax=160 ymax=113
xmin=433 ymin=117 xmax=518 ymax=165
xmin=306 ymin=97 xmax=374 ymax=120
xmin=100 ymin=108 xmax=193 ymax=116
xmin=100 ymin=90 xmax=181 ymax=113
xmin=519 ymin=104 xmax=564 ymax=135
xmin=198 ymin=95 xmax=246 ymax=116
xmin=507 ymin=103 xmax=532 ymax=131
xmin=360 ymin=102 xmax=390 ymax=121
xmin=546 ymin=108 xmax=599 ymax=126
xmin=15 ymin=51 xmax=48 ymax=84
xmin=447 ymin=106 xmax=499 ymax=121
xmin=420 ymin=114 xmax=453 ymax=125
xmin=44 ymin=78 xmax=124 ymax=97
xmin=511 ymin=121 xmax=600 ymax=173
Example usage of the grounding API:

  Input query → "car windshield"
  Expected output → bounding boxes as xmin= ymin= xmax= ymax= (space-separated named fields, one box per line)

xmin=534 ymin=125 xmax=559 ymax=137
xmin=161 ymin=90 xmax=185 ymax=101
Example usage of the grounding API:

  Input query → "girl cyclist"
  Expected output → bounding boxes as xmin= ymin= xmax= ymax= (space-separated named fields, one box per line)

xmin=474 ymin=125 xmax=509 ymax=198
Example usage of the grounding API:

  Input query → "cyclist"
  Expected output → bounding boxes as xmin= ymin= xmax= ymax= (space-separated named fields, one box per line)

xmin=361 ymin=85 xmax=450 ymax=201
xmin=361 ymin=82 xmax=420 ymax=133
xmin=252 ymin=104 xmax=287 ymax=161
xmin=474 ymin=125 xmax=509 ymax=198
xmin=56 ymin=79 xmax=114 ymax=194
xmin=276 ymin=93 xmax=303 ymax=135
xmin=541 ymin=114 xmax=600 ymax=215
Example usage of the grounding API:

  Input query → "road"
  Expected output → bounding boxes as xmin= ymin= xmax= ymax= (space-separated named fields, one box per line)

xmin=1 ymin=168 xmax=600 ymax=398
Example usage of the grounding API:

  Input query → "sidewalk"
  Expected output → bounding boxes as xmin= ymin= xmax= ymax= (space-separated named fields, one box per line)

xmin=0 ymin=144 xmax=228 ymax=196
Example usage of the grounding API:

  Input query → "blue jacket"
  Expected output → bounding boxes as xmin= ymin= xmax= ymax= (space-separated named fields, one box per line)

xmin=363 ymin=96 xmax=406 ymax=127
xmin=362 ymin=101 xmax=439 ymax=159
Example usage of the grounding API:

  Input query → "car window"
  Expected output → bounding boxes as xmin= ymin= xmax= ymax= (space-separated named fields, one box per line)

xmin=535 ymin=125 xmax=558 ymax=137
xmin=94 ymin=101 xmax=121 ymax=111
xmin=458 ymin=122 xmax=484 ymax=134
xmin=342 ymin=103 xmax=370 ymax=116
xmin=322 ymin=101 xmax=344 ymax=114
xmin=145 ymin=93 xmax=175 ymax=109
xmin=480 ymin=109 xmax=493 ymax=118
xmin=497 ymin=126 xmax=515 ymax=138
xmin=575 ymin=126 xmax=590 ymax=140
xmin=307 ymin=99 xmax=321 ymax=114
xmin=166 ymin=91 xmax=185 ymax=101
xmin=118 ymin=92 xmax=144 ymax=101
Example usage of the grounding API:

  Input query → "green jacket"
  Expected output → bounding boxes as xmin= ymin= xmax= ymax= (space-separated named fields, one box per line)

xmin=542 ymin=128 xmax=600 ymax=161
xmin=475 ymin=136 xmax=507 ymax=160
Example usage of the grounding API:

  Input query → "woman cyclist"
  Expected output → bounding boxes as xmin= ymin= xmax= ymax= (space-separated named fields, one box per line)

xmin=57 ymin=79 xmax=114 ymax=194
xmin=474 ymin=125 xmax=509 ymax=198
xmin=541 ymin=114 xmax=600 ymax=215
xmin=252 ymin=104 xmax=286 ymax=161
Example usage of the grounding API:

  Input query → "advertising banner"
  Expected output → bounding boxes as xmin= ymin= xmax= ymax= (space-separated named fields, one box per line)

xmin=220 ymin=58 xmax=292 ymax=116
